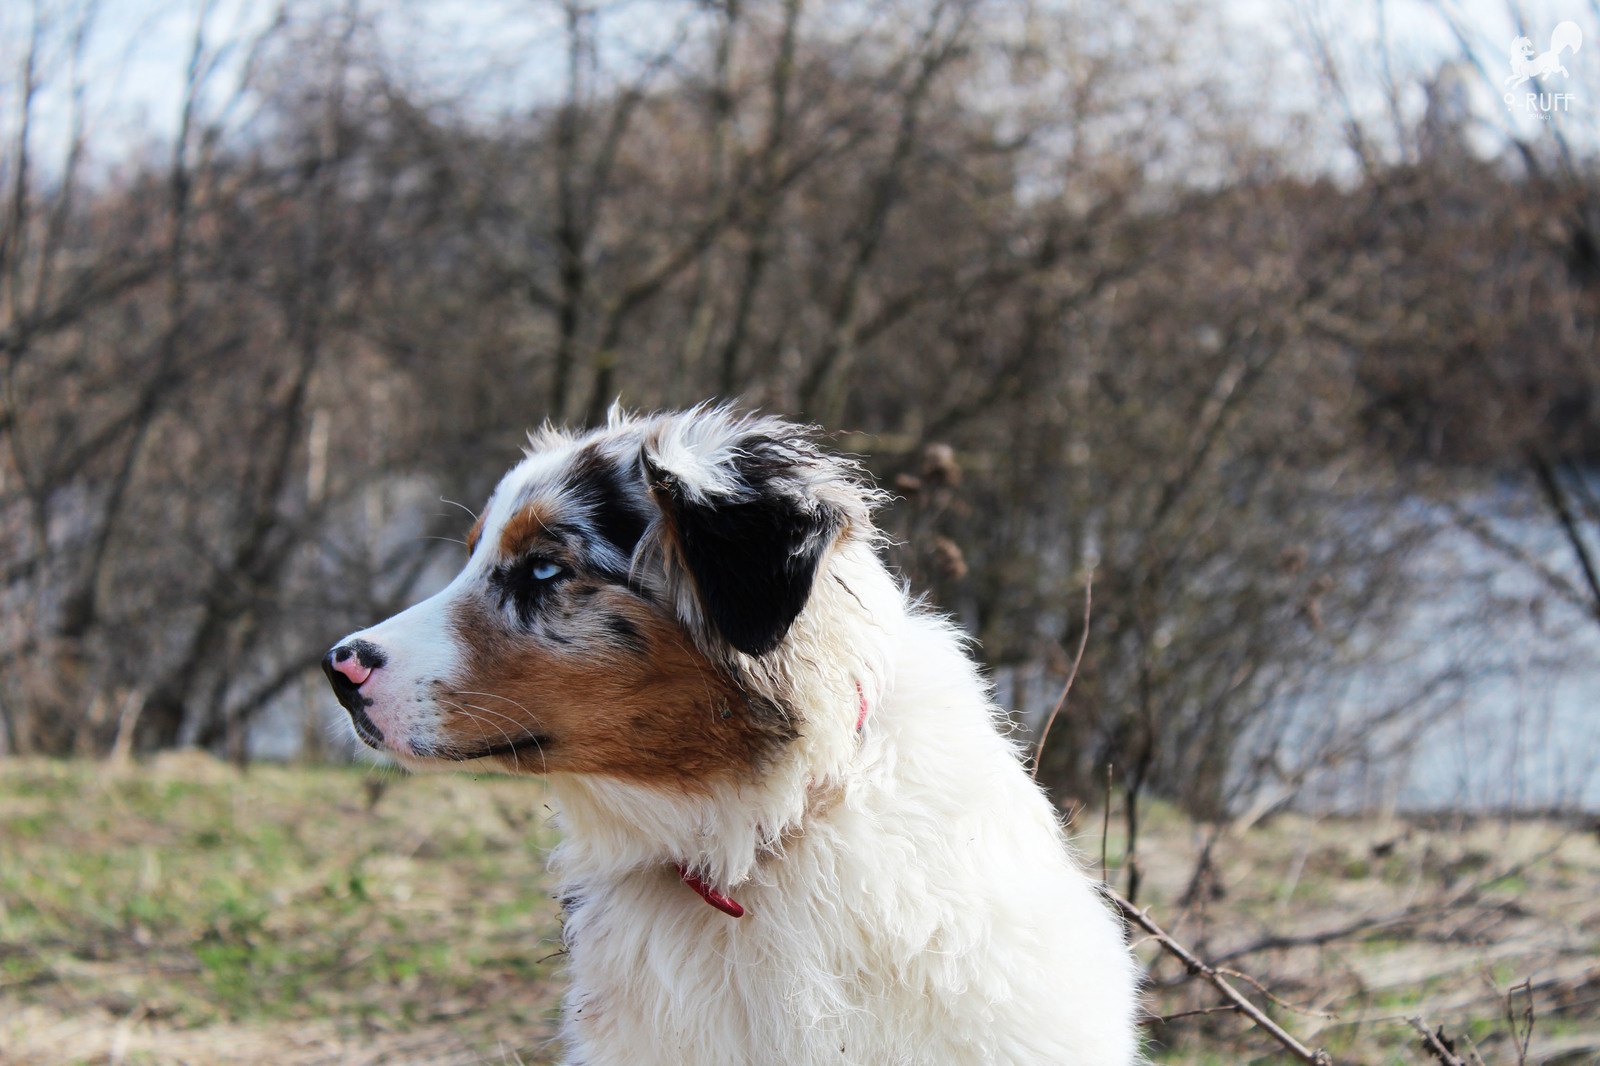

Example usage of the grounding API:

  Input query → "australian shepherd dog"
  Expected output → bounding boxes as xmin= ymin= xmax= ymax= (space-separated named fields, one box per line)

xmin=323 ymin=406 xmax=1138 ymax=1065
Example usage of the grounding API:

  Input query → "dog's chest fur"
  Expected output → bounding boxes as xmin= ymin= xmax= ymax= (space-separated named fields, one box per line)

xmin=323 ymin=408 xmax=1138 ymax=1065
xmin=548 ymin=610 xmax=1138 ymax=1066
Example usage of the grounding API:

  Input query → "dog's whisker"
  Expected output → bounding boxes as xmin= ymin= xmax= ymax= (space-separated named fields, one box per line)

xmin=435 ymin=696 xmax=541 ymax=773
xmin=441 ymin=693 xmax=551 ymax=775
xmin=459 ymin=701 xmax=549 ymax=776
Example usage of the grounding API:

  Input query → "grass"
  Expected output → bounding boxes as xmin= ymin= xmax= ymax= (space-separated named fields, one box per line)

xmin=0 ymin=754 xmax=565 ymax=1065
xmin=3 ymin=755 xmax=1598 ymax=1065
xmin=1103 ymin=806 xmax=1600 ymax=1066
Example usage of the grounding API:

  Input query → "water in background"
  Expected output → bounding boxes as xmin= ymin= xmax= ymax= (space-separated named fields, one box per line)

xmin=1000 ymin=486 xmax=1600 ymax=814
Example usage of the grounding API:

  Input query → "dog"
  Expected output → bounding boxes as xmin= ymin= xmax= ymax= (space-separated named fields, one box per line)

xmin=322 ymin=406 xmax=1138 ymax=1065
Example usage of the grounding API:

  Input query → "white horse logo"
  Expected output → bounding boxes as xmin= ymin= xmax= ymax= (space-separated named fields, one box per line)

xmin=1505 ymin=22 xmax=1583 ymax=88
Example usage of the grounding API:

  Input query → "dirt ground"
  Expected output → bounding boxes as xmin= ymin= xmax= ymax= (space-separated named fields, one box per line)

xmin=1117 ymin=801 xmax=1600 ymax=1065
xmin=1 ymin=756 xmax=1596 ymax=1065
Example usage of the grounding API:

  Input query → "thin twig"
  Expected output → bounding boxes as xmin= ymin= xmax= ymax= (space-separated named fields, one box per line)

xmin=1409 ymin=1017 xmax=1471 ymax=1066
xmin=1100 ymin=761 xmax=1113 ymax=884
xmin=1105 ymin=887 xmax=1334 ymax=1066
xmin=1032 ymin=571 xmax=1091 ymax=780
xmin=1531 ymin=453 xmax=1600 ymax=623
xmin=1500 ymin=977 xmax=1534 ymax=1066
xmin=1177 ymin=822 xmax=1223 ymax=913
xmin=1215 ymin=967 xmax=1334 ymax=1018
xmin=1142 ymin=1005 xmax=1242 ymax=1024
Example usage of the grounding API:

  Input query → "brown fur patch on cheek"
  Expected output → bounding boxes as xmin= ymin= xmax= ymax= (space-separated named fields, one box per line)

xmin=466 ymin=512 xmax=485 ymax=554
xmin=444 ymin=591 xmax=794 ymax=787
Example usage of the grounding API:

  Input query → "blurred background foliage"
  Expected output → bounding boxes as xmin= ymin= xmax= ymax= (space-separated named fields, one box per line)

xmin=3 ymin=0 xmax=1599 ymax=827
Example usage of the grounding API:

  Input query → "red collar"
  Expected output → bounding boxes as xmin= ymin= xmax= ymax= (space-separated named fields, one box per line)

xmin=678 ymin=683 xmax=869 ymax=918
xmin=675 ymin=862 xmax=746 ymax=917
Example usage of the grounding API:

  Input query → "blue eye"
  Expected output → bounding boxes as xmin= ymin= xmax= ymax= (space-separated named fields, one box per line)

xmin=489 ymin=557 xmax=566 ymax=624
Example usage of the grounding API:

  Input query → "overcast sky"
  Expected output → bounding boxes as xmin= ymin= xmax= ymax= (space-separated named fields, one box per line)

xmin=3 ymin=0 xmax=1595 ymax=177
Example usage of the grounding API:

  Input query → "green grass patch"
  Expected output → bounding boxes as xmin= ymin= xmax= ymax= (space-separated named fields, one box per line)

xmin=0 ymin=757 xmax=564 ymax=1059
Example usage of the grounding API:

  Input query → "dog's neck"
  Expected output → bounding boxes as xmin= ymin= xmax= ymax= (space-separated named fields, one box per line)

xmin=547 ymin=544 xmax=900 ymax=894
xmin=671 ymin=682 xmax=870 ymax=917
xmin=547 ymin=668 xmax=881 ymax=887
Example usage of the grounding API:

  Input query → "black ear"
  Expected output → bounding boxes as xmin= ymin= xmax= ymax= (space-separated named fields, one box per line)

xmin=646 ymin=439 xmax=842 ymax=656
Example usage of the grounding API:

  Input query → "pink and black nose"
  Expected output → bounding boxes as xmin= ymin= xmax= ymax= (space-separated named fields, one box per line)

xmin=322 ymin=640 xmax=386 ymax=748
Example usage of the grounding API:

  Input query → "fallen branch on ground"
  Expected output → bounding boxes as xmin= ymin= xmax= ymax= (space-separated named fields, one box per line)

xmin=1104 ymin=885 xmax=1334 ymax=1066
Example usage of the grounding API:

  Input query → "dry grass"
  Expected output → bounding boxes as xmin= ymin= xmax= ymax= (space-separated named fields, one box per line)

xmin=0 ymin=755 xmax=565 ymax=1065
xmin=2 ymin=755 xmax=1597 ymax=1065
xmin=1113 ymin=803 xmax=1600 ymax=1065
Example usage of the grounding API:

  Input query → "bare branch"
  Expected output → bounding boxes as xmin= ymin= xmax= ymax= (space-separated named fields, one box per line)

xmin=1530 ymin=452 xmax=1600 ymax=623
xmin=1106 ymin=887 xmax=1335 ymax=1066
xmin=1032 ymin=571 xmax=1091 ymax=780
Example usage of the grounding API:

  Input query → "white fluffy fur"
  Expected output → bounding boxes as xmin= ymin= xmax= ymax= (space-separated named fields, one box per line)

xmin=544 ymin=412 xmax=1139 ymax=1066
xmin=334 ymin=407 xmax=1140 ymax=1065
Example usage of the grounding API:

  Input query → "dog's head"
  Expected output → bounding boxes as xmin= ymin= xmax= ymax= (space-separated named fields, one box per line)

xmin=322 ymin=407 xmax=876 ymax=788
